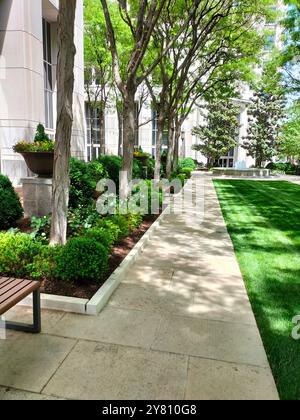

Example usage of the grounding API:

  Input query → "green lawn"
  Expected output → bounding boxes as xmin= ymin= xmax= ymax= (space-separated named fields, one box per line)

xmin=213 ymin=179 xmax=300 ymax=401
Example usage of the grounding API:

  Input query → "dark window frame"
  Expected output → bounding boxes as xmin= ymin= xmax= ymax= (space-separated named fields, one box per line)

xmin=43 ymin=19 xmax=54 ymax=129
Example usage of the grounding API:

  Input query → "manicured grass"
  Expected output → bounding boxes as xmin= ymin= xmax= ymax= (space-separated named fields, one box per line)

xmin=213 ymin=179 xmax=300 ymax=401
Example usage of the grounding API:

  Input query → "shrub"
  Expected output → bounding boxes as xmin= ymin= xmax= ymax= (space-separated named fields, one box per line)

xmin=87 ymin=160 xmax=108 ymax=185
xmin=266 ymin=162 xmax=298 ymax=175
xmin=34 ymin=123 xmax=50 ymax=142
xmin=147 ymin=158 xmax=155 ymax=179
xmin=69 ymin=158 xmax=95 ymax=208
xmin=97 ymin=218 xmax=121 ymax=242
xmin=0 ymin=232 xmax=42 ymax=278
xmin=133 ymin=159 xmax=144 ymax=179
xmin=97 ymin=155 xmax=122 ymax=189
xmin=67 ymin=204 xmax=101 ymax=237
xmin=69 ymin=158 xmax=109 ymax=209
xmin=178 ymin=158 xmax=196 ymax=171
xmin=29 ymin=245 xmax=62 ymax=280
xmin=0 ymin=175 xmax=23 ymax=230
xmin=55 ymin=237 xmax=109 ymax=282
xmin=85 ymin=213 xmax=142 ymax=247
xmin=179 ymin=167 xmax=193 ymax=178
xmin=126 ymin=213 xmax=143 ymax=230
xmin=132 ymin=180 xmax=163 ymax=214
xmin=83 ymin=227 xmax=115 ymax=248
xmin=107 ymin=214 xmax=130 ymax=238
xmin=175 ymin=173 xmax=187 ymax=185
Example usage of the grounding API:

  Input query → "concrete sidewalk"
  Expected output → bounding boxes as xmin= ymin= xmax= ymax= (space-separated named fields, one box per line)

xmin=0 ymin=174 xmax=278 ymax=400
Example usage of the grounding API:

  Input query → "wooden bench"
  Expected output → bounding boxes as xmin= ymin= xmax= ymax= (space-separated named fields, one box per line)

xmin=0 ymin=277 xmax=41 ymax=333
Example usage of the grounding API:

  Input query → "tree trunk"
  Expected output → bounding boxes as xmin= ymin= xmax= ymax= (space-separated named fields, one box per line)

xmin=166 ymin=120 xmax=175 ymax=179
xmin=173 ymin=122 xmax=181 ymax=173
xmin=207 ymin=157 xmax=214 ymax=169
xmin=50 ymin=0 xmax=77 ymax=246
xmin=154 ymin=112 xmax=165 ymax=181
xmin=117 ymin=104 xmax=123 ymax=157
xmin=120 ymin=89 xmax=135 ymax=199
xmin=256 ymin=157 xmax=262 ymax=168
xmin=99 ymin=106 xmax=106 ymax=155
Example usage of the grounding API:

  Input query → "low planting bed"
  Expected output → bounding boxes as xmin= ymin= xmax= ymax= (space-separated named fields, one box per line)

xmin=24 ymin=214 xmax=158 ymax=300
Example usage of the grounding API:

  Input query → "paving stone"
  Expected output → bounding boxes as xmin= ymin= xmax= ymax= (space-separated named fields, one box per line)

xmin=122 ymin=266 xmax=173 ymax=288
xmin=48 ymin=306 xmax=161 ymax=349
xmin=4 ymin=307 xmax=65 ymax=334
xmin=185 ymin=357 xmax=278 ymax=400
xmin=151 ymin=314 xmax=269 ymax=367
xmin=43 ymin=340 xmax=187 ymax=400
xmin=0 ymin=333 xmax=76 ymax=393
xmin=190 ymin=288 xmax=256 ymax=325
xmin=0 ymin=386 xmax=64 ymax=400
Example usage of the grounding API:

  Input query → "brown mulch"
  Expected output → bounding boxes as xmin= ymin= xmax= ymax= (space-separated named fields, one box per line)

xmin=39 ymin=215 xmax=159 ymax=300
xmin=15 ymin=217 xmax=32 ymax=233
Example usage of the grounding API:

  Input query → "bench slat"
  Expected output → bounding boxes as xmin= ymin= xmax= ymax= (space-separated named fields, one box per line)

xmin=0 ymin=278 xmax=40 ymax=316
xmin=0 ymin=279 xmax=26 ymax=296
xmin=0 ymin=280 xmax=34 ymax=304
xmin=0 ymin=278 xmax=12 ymax=288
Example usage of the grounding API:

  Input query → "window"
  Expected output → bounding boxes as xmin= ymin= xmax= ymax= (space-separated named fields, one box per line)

xmin=85 ymin=103 xmax=101 ymax=161
xmin=151 ymin=109 xmax=168 ymax=157
xmin=134 ymin=101 xmax=139 ymax=148
xmin=228 ymin=148 xmax=234 ymax=157
xmin=43 ymin=19 xmax=54 ymax=129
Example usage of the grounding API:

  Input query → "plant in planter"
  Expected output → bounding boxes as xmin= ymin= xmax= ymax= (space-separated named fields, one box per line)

xmin=13 ymin=124 xmax=55 ymax=177
xmin=133 ymin=147 xmax=150 ymax=167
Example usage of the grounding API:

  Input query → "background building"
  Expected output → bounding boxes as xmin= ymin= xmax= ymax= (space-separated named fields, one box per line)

xmin=0 ymin=0 xmax=86 ymax=185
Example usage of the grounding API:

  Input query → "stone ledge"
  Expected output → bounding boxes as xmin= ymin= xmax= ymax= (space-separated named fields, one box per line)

xmin=21 ymin=177 xmax=53 ymax=185
xmin=18 ymin=293 xmax=88 ymax=315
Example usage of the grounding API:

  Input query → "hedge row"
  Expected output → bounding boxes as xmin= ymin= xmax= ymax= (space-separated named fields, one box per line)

xmin=0 ymin=212 xmax=143 ymax=283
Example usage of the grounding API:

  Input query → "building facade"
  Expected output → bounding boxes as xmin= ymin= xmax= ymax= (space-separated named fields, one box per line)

xmin=0 ymin=0 xmax=86 ymax=185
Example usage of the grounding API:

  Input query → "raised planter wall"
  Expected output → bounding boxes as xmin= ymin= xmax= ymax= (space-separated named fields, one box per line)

xmin=212 ymin=168 xmax=271 ymax=177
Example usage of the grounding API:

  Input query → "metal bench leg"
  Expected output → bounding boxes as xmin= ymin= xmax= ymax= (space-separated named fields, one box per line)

xmin=5 ymin=289 xmax=41 ymax=334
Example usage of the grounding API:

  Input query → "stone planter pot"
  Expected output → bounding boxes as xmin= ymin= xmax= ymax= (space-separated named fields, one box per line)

xmin=21 ymin=151 xmax=54 ymax=178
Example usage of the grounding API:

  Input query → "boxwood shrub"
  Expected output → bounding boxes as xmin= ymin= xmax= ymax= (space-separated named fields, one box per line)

xmin=0 ymin=232 xmax=42 ymax=278
xmin=178 ymin=158 xmax=196 ymax=170
xmin=83 ymin=227 xmax=115 ymax=248
xmin=0 ymin=175 xmax=23 ymax=230
xmin=54 ymin=236 xmax=109 ymax=282
xmin=29 ymin=245 xmax=62 ymax=280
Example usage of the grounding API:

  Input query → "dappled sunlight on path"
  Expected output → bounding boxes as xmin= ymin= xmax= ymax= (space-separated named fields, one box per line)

xmin=0 ymin=174 xmax=278 ymax=401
